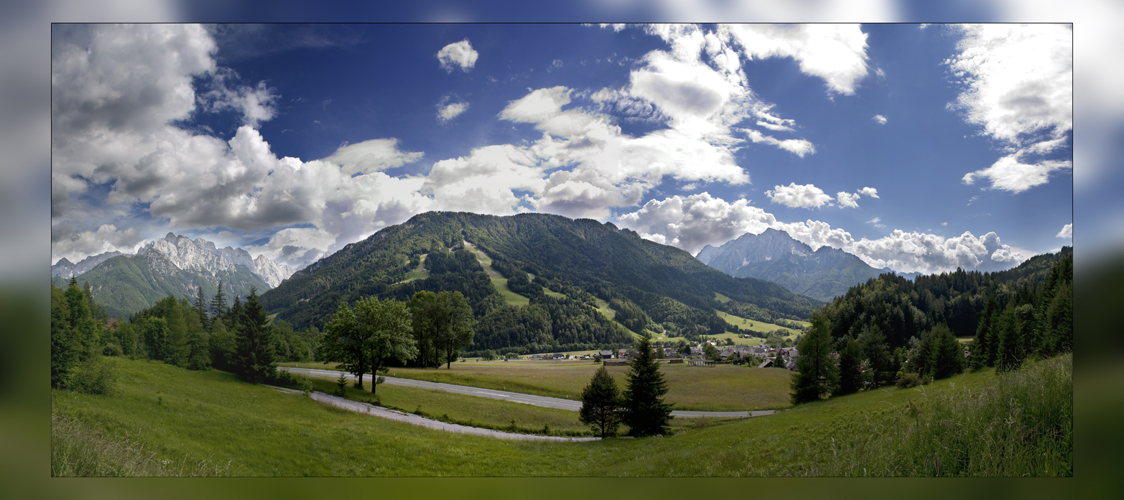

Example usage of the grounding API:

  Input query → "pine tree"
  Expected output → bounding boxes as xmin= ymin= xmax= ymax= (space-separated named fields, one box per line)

xmin=836 ymin=336 xmax=864 ymax=395
xmin=791 ymin=311 xmax=839 ymax=404
xmin=971 ymin=294 xmax=998 ymax=369
xmin=51 ymin=284 xmax=79 ymax=389
xmin=621 ymin=336 xmax=672 ymax=436
xmin=928 ymin=324 xmax=964 ymax=380
xmin=210 ymin=280 xmax=227 ymax=325
xmin=234 ymin=287 xmax=276 ymax=383
xmin=194 ymin=286 xmax=210 ymax=329
xmin=579 ymin=365 xmax=621 ymax=438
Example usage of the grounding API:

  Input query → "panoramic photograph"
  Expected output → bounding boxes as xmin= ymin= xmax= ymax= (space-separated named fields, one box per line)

xmin=50 ymin=23 xmax=1072 ymax=477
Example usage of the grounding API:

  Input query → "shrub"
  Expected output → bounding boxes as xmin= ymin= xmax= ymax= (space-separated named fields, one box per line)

xmin=102 ymin=343 xmax=123 ymax=357
xmin=70 ymin=355 xmax=117 ymax=395
xmin=895 ymin=372 xmax=921 ymax=388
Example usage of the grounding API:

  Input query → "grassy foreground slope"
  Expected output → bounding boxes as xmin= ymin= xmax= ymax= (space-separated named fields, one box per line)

xmin=55 ymin=355 xmax=1070 ymax=476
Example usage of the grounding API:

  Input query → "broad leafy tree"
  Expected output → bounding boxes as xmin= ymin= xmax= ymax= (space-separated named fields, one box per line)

xmin=579 ymin=365 xmax=621 ymax=438
xmin=355 ymin=297 xmax=417 ymax=394
xmin=621 ymin=336 xmax=673 ymax=436
xmin=791 ymin=311 xmax=839 ymax=404
xmin=323 ymin=300 xmax=367 ymax=388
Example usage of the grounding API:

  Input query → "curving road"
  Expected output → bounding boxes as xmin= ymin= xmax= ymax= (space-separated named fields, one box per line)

xmin=279 ymin=366 xmax=776 ymax=418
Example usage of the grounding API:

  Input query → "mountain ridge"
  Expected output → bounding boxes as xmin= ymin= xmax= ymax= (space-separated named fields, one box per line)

xmin=262 ymin=212 xmax=821 ymax=349
xmin=697 ymin=228 xmax=893 ymax=302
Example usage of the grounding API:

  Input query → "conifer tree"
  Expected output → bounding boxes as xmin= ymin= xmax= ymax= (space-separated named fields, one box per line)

xmin=194 ymin=286 xmax=210 ymax=329
xmin=928 ymin=324 xmax=964 ymax=380
xmin=51 ymin=284 xmax=79 ymax=388
xmin=836 ymin=336 xmax=864 ymax=395
xmin=621 ymin=336 xmax=672 ymax=436
xmin=579 ymin=365 xmax=621 ymax=438
xmin=210 ymin=280 xmax=227 ymax=325
xmin=791 ymin=311 xmax=839 ymax=404
xmin=234 ymin=287 xmax=276 ymax=383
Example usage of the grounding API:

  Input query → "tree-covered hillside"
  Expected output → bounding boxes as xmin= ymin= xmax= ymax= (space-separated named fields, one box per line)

xmin=261 ymin=212 xmax=821 ymax=350
xmin=51 ymin=253 xmax=268 ymax=319
xmin=817 ymin=247 xmax=1072 ymax=349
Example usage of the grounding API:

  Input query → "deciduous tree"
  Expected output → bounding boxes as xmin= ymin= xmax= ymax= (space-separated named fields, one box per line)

xmin=355 ymin=297 xmax=417 ymax=394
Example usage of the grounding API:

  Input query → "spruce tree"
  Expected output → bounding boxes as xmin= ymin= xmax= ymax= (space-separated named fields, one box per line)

xmin=51 ymin=284 xmax=79 ymax=389
xmin=579 ymin=365 xmax=621 ymax=438
xmin=836 ymin=336 xmax=864 ymax=395
xmin=235 ymin=287 xmax=276 ymax=383
xmin=194 ymin=286 xmax=210 ymax=329
xmin=928 ymin=324 xmax=964 ymax=380
xmin=621 ymin=336 xmax=672 ymax=437
xmin=791 ymin=311 xmax=839 ymax=404
xmin=210 ymin=280 xmax=227 ymax=325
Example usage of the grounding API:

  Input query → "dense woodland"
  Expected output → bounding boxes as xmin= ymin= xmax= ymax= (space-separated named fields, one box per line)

xmin=791 ymin=247 xmax=1073 ymax=403
xmin=261 ymin=212 xmax=821 ymax=352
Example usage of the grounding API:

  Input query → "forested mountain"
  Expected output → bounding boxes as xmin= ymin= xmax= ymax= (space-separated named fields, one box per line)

xmin=817 ymin=246 xmax=1072 ymax=350
xmin=696 ymin=228 xmax=896 ymax=301
xmin=49 ymin=233 xmax=289 ymax=319
xmin=261 ymin=212 xmax=821 ymax=352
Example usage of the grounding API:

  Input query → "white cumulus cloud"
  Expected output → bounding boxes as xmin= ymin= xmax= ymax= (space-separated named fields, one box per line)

xmin=962 ymin=151 xmax=1072 ymax=194
xmin=722 ymin=24 xmax=870 ymax=95
xmin=617 ymin=193 xmax=778 ymax=255
xmin=858 ymin=186 xmax=879 ymax=198
xmin=438 ymin=101 xmax=469 ymax=123
xmin=766 ymin=182 xmax=833 ymax=209
xmin=1056 ymin=223 xmax=1072 ymax=239
xmin=872 ymin=114 xmax=887 ymax=125
xmin=436 ymin=39 xmax=478 ymax=73
xmin=946 ymin=24 xmax=1072 ymax=192
xmin=836 ymin=191 xmax=860 ymax=208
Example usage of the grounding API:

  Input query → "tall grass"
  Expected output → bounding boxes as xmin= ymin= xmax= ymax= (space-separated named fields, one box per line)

xmin=821 ymin=353 xmax=1072 ymax=476
xmin=51 ymin=413 xmax=231 ymax=477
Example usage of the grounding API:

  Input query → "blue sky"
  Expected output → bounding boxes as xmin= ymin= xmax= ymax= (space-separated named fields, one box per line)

xmin=50 ymin=22 xmax=1073 ymax=275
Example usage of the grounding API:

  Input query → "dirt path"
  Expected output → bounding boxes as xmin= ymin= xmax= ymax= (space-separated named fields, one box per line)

xmin=270 ymin=385 xmax=599 ymax=442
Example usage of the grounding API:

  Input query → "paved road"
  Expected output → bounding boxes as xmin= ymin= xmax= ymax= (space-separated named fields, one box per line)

xmin=279 ymin=366 xmax=776 ymax=418
xmin=269 ymin=385 xmax=598 ymax=442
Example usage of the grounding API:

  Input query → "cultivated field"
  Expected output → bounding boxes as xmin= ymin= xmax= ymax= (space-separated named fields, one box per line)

xmin=282 ymin=360 xmax=795 ymax=411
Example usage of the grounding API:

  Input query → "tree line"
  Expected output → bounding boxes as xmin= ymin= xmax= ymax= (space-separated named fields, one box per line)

xmin=791 ymin=248 xmax=1072 ymax=404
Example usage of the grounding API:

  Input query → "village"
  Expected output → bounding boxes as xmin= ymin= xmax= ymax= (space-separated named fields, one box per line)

xmin=520 ymin=340 xmax=799 ymax=370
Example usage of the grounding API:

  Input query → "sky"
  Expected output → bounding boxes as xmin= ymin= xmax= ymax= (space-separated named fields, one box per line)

xmin=49 ymin=22 xmax=1073 ymax=276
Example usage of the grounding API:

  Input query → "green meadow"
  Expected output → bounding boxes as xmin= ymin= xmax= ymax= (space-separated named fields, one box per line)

xmin=54 ymin=354 xmax=1070 ymax=476
xmin=282 ymin=360 xmax=795 ymax=411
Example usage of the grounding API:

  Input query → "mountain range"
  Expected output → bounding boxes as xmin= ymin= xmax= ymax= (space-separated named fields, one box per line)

xmin=696 ymin=228 xmax=918 ymax=302
xmin=261 ymin=212 xmax=821 ymax=349
xmin=52 ymin=233 xmax=295 ymax=318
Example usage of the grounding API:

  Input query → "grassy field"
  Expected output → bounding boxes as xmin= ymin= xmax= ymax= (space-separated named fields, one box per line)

xmin=281 ymin=359 xmax=794 ymax=411
xmin=463 ymin=241 xmax=530 ymax=306
xmin=54 ymin=354 xmax=1071 ymax=476
xmin=400 ymin=253 xmax=430 ymax=283
xmin=53 ymin=354 xmax=1071 ymax=476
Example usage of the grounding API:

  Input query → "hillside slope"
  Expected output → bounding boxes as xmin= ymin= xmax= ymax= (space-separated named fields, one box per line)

xmin=261 ymin=212 xmax=821 ymax=349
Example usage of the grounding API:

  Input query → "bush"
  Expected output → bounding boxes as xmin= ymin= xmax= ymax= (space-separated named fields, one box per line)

xmin=102 ymin=343 xmax=123 ymax=357
xmin=70 ymin=355 xmax=117 ymax=395
xmin=895 ymin=372 xmax=921 ymax=388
